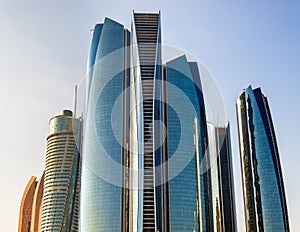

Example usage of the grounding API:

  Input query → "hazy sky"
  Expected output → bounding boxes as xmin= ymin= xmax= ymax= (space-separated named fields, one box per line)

xmin=1 ymin=0 xmax=299 ymax=231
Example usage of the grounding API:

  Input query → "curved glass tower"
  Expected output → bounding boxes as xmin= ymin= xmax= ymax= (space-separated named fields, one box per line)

xmin=41 ymin=110 xmax=81 ymax=232
xmin=166 ymin=55 xmax=212 ymax=231
xmin=236 ymin=86 xmax=289 ymax=232
xmin=80 ymin=18 xmax=130 ymax=232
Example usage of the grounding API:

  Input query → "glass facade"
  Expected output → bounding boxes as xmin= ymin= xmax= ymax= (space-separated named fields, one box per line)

xmin=166 ymin=55 xmax=212 ymax=232
xmin=207 ymin=122 xmax=237 ymax=232
xmin=237 ymin=86 xmax=289 ymax=232
xmin=80 ymin=12 xmax=218 ymax=232
xmin=130 ymin=12 xmax=166 ymax=232
xmin=80 ymin=18 xmax=130 ymax=232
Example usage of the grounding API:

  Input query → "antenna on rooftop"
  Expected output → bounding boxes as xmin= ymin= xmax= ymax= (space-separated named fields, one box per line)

xmin=74 ymin=85 xmax=78 ymax=118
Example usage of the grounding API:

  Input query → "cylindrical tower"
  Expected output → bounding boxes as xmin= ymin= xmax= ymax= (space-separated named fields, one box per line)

xmin=41 ymin=110 xmax=81 ymax=232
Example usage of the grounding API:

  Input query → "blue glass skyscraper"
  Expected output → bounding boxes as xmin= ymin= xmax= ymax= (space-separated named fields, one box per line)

xmin=237 ymin=86 xmax=289 ymax=232
xmin=166 ymin=55 xmax=212 ymax=231
xmin=207 ymin=122 xmax=237 ymax=232
xmin=80 ymin=18 xmax=130 ymax=232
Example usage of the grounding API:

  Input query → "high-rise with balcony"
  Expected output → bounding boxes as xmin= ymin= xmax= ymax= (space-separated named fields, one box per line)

xmin=236 ymin=86 xmax=289 ymax=232
xmin=41 ymin=110 xmax=81 ymax=231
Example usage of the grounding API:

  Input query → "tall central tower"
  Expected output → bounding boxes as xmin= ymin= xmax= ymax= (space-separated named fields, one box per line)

xmin=130 ymin=12 xmax=165 ymax=232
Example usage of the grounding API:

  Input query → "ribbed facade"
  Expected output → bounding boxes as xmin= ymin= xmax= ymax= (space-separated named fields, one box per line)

xmin=135 ymin=14 xmax=157 ymax=231
xmin=18 ymin=175 xmax=44 ymax=232
xmin=130 ymin=12 xmax=166 ymax=232
xmin=80 ymin=18 xmax=130 ymax=232
xmin=30 ymin=173 xmax=44 ymax=232
xmin=207 ymin=122 xmax=237 ymax=232
xmin=166 ymin=55 xmax=212 ymax=231
xmin=18 ymin=176 xmax=37 ymax=232
xmin=237 ymin=86 xmax=289 ymax=232
xmin=41 ymin=110 xmax=81 ymax=232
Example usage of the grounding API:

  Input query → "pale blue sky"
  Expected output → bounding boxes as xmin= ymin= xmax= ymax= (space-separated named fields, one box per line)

xmin=0 ymin=0 xmax=299 ymax=231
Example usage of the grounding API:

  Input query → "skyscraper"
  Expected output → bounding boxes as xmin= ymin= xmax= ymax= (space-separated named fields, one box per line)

xmin=207 ymin=122 xmax=237 ymax=232
xmin=166 ymin=55 xmax=212 ymax=231
xmin=30 ymin=174 xmax=44 ymax=232
xmin=81 ymin=11 xmax=213 ymax=232
xmin=130 ymin=12 xmax=166 ymax=232
xmin=41 ymin=110 xmax=81 ymax=231
xmin=80 ymin=18 xmax=130 ymax=232
xmin=236 ymin=86 xmax=289 ymax=232
xmin=18 ymin=175 xmax=44 ymax=232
